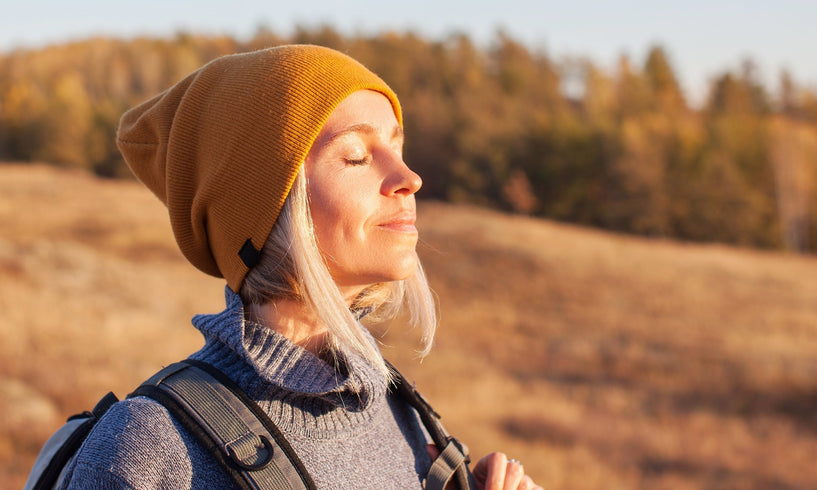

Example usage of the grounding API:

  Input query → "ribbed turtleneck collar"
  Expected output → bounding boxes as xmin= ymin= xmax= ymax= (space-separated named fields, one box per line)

xmin=189 ymin=287 xmax=385 ymax=416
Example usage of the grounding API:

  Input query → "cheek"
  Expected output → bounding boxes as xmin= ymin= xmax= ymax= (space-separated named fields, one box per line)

xmin=308 ymin=181 xmax=367 ymax=245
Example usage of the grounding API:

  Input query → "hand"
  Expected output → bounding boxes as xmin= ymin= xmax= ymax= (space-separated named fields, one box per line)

xmin=472 ymin=452 xmax=542 ymax=490
xmin=426 ymin=445 xmax=542 ymax=490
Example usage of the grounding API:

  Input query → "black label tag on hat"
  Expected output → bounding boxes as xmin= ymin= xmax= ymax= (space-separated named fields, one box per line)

xmin=239 ymin=239 xmax=262 ymax=269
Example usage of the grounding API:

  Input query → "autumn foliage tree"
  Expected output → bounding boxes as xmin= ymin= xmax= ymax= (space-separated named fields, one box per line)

xmin=1 ymin=28 xmax=815 ymax=252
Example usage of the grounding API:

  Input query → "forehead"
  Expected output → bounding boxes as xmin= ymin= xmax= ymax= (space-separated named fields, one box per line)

xmin=317 ymin=90 xmax=400 ymax=139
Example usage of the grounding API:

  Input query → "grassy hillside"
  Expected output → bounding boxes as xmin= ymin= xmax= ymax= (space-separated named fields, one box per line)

xmin=2 ymin=164 xmax=816 ymax=489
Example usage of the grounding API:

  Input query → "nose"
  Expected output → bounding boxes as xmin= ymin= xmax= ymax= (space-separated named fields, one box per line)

xmin=381 ymin=150 xmax=422 ymax=197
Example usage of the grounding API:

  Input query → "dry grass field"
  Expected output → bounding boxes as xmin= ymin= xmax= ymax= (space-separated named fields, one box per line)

xmin=2 ymin=164 xmax=816 ymax=489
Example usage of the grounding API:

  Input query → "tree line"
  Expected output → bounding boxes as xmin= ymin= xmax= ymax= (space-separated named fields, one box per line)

xmin=2 ymin=27 xmax=816 ymax=252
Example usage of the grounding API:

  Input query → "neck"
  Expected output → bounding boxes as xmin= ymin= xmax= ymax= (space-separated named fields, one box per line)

xmin=251 ymin=298 xmax=329 ymax=357
xmin=338 ymin=285 xmax=367 ymax=305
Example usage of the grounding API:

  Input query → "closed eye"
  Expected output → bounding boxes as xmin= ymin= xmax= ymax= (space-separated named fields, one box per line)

xmin=345 ymin=156 xmax=371 ymax=166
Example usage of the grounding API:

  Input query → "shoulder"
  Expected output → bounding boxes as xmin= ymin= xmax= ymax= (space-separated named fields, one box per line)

xmin=60 ymin=396 xmax=205 ymax=489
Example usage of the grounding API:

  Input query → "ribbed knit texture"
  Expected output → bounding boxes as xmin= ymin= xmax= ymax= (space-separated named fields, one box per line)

xmin=59 ymin=287 xmax=432 ymax=489
xmin=116 ymin=46 xmax=402 ymax=292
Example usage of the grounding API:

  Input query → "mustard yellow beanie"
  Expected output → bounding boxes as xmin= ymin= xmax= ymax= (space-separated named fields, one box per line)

xmin=116 ymin=45 xmax=402 ymax=292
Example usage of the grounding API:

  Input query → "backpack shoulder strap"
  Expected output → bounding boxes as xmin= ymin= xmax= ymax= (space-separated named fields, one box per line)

xmin=25 ymin=392 xmax=119 ymax=490
xmin=129 ymin=360 xmax=316 ymax=490
xmin=386 ymin=361 xmax=476 ymax=490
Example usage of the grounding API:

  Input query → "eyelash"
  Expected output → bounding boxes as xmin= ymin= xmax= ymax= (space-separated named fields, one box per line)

xmin=344 ymin=156 xmax=371 ymax=166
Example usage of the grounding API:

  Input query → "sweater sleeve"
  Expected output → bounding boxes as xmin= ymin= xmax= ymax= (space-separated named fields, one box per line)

xmin=59 ymin=396 xmax=231 ymax=489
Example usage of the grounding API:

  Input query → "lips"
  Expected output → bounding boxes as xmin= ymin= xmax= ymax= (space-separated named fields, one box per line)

xmin=378 ymin=211 xmax=417 ymax=233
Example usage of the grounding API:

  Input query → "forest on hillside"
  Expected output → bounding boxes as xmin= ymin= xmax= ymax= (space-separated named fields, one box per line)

xmin=1 ymin=26 xmax=816 ymax=252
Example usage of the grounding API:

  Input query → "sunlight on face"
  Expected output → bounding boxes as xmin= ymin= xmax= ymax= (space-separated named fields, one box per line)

xmin=305 ymin=90 xmax=422 ymax=298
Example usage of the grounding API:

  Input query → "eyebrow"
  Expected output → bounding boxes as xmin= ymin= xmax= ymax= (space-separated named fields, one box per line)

xmin=323 ymin=123 xmax=403 ymax=145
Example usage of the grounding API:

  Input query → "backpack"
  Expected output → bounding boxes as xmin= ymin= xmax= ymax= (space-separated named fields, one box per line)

xmin=24 ymin=359 xmax=475 ymax=490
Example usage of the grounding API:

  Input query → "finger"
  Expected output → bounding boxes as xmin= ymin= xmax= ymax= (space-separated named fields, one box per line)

xmin=473 ymin=452 xmax=508 ymax=490
xmin=519 ymin=475 xmax=538 ymax=490
xmin=503 ymin=459 xmax=525 ymax=490
xmin=426 ymin=443 xmax=439 ymax=461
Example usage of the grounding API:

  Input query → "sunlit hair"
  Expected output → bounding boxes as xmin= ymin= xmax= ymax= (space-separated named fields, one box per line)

xmin=240 ymin=169 xmax=437 ymax=380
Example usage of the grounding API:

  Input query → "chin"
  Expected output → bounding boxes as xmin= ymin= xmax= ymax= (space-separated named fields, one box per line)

xmin=370 ymin=265 xmax=417 ymax=285
xmin=342 ymin=261 xmax=417 ymax=289
xmin=387 ymin=253 xmax=419 ymax=280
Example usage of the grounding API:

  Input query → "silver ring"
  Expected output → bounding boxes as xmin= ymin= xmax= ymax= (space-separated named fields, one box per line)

xmin=508 ymin=458 xmax=522 ymax=465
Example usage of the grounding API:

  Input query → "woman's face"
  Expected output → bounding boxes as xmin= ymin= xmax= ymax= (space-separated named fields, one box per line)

xmin=305 ymin=90 xmax=422 ymax=298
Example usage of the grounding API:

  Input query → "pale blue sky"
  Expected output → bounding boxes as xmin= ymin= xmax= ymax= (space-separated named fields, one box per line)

xmin=4 ymin=0 xmax=816 ymax=105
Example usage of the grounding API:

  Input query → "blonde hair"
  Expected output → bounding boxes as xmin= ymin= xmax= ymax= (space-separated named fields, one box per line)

xmin=240 ymin=169 xmax=437 ymax=379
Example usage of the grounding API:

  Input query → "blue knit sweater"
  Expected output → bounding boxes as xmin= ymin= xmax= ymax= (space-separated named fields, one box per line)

xmin=59 ymin=287 xmax=432 ymax=489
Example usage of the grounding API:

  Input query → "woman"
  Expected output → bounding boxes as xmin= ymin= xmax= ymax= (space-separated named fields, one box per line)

xmin=61 ymin=45 xmax=541 ymax=489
